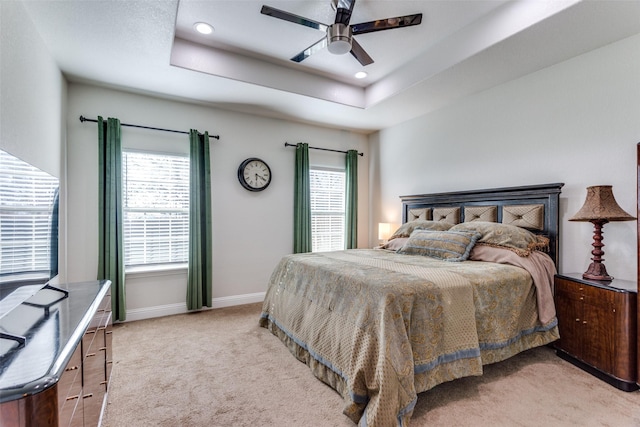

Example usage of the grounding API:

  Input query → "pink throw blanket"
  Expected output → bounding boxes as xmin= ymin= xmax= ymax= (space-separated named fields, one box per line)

xmin=470 ymin=244 xmax=557 ymax=324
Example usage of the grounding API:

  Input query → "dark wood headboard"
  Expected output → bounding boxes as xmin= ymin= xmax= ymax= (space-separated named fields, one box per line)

xmin=400 ymin=183 xmax=564 ymax=266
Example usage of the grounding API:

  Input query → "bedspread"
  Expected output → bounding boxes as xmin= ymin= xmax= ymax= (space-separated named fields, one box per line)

xmin=259 ymin=249 xmax=559 ymax=427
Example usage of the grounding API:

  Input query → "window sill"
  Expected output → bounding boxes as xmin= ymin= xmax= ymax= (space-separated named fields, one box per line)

xmin=125 ymin=263 xmax=188 ymax=279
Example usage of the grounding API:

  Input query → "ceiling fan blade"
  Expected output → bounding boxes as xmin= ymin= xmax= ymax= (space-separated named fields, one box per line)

xmin=261 ymin=5 xmax=328 ymax=32
xmin=291 ymin=38 xmax=328 ymax=63
xmin=350 ymin=38 xmax=373 ymax=66
xmin=334 ymin=0 xmax=356 ymax=26
xmin=351 ymin=13 xmax=422 ymax=35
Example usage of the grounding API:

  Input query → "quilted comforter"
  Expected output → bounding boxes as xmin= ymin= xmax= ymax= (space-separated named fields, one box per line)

xmin=259 ymin=249 xmax=559 ymax=426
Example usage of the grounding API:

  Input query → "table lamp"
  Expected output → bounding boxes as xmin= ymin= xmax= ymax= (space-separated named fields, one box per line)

xmin=569 ymin=185 xmax=636 ymax=281
xmin=378 ymin=223 xmax=399 ymax=243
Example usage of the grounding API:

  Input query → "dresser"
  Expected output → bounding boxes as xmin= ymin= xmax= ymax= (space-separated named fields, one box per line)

xmin=554 ymin=273 xmax=638 ymax=391
xmin=0 ymin=280 xmax=112 ymax=426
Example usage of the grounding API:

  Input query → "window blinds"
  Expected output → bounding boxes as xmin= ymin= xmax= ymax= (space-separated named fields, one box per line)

xmin=0 ymin=150 xmax=58 ymax=276
xmin=122 ymin=151 xmax=189 ymax=266
xmin=310 ymin=169 xmax=345 ymax=252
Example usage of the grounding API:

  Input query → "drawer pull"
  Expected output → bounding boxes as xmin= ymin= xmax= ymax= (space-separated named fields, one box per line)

xmin=66 ymin=365 xmax=79 ymax=371
xmin=66 ymin=395 xmax=80 ymax=401
xmin=86 ymin=352 xmax=96 ymax=357
xmin=83 ymin=393 xmax=94 ymax=399
xmin=575 ymin=318 xmax=580 ymax=322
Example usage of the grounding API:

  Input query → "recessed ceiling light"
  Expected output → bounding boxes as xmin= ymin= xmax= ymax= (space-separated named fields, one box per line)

xmin=355 ymin=71 xmax=367 ymax=79
xmin=194 ymin=22 xmax=214 ymax=35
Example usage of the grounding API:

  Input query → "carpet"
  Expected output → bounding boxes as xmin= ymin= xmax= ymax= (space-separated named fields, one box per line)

xmin=102 ymin=303 xmax=640 ymax=426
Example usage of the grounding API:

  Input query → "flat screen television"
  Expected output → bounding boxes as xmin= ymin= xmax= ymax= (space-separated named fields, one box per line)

xmin=0 ymin=149 xmax=59 ymax=295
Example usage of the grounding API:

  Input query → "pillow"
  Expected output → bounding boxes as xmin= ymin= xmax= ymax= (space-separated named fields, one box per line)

xmin=450 ymin=221 xmax=548 ymax=256
xmin=397 ymin=229 xmax=480 ymax=261
xmin=378 ymin=237 xmax=408 ymax=251
xmin=389 ymin=220 xmax=452 ymax=240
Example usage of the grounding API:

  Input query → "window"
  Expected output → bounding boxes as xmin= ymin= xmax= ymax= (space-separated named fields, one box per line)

xmin=310 ymin=168 xmax=345 ymax=252
xmin=122 ymin=151 xmax=189 ymax=267
xmin=0 ymin=149 xmax=59 ymax=278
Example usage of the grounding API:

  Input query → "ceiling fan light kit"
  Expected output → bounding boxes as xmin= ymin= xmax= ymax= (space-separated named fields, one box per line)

xmin=327 ymin=24 xmax=352 ymax=55
xmin=261 ymin=0 xmax=422 ymax=66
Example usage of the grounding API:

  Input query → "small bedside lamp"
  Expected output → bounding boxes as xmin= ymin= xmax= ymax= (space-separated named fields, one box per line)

xmin=569 ymin=185 xmax=636 ymax=281
xmin=378 ymin=222 xmax=398 ymax=243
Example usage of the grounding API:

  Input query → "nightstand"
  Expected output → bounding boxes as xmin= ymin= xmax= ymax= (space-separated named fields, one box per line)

xmin=554 ymin=273 xmax=638 ymax=391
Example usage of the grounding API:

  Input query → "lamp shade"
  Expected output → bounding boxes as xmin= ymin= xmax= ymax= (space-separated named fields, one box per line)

xmin=378 ymin=223 xmax=399 ymax=241
xmin=378 ymin=223 xmax=392 ymax=241
xmin=569 ymin=185 xmax=635 ymax=222
xmin=569 ymin=185 xmax=635 ymax=281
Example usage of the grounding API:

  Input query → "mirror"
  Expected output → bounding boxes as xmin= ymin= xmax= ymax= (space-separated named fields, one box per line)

xmin=0 ymin=149 xmax=59 ymax=289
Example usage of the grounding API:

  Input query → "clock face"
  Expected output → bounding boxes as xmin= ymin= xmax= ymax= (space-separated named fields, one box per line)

xmin=238 ymin=158 xmax=271 ymax=192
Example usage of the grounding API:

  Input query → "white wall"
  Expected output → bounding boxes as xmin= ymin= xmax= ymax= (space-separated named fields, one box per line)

xmin=66 ymin=84 xmax=369 ymax=320
xmin=370 ymin=33 xmax=640 ymax=281
xmin=0 ymin=0 xmax=68 ymax=281
xmin=0 ymin=1 xmax=65 ymax=178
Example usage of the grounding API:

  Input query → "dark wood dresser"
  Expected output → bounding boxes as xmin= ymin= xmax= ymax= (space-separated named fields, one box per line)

xmin=554 ymin=273 xmax=638 ymax=391
xmin=0 ymin=280 xmax=112 ymax=426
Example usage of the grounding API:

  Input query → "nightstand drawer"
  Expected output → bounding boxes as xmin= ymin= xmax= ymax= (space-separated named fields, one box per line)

xmin=555 ymin=277 xmax=615 ymax=309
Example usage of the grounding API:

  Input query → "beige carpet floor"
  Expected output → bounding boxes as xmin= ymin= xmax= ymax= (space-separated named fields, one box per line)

xmin=102 ymin=303 xmax=640 ymax=427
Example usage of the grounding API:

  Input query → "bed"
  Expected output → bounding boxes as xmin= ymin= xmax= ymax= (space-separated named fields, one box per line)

xmin=259 ymin=183 xmax=564 ymax=427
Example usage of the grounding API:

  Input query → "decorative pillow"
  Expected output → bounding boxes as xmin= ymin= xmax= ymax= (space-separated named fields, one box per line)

xmin=450 ymin=221 xmax=547 ymax=256
xmin=378 ymin=237 xmax=408 ymax=251
xmin=397 ymin=229 xmax=480 ymax=261
xmin=389 ymin=220 xmax=452 ymax=240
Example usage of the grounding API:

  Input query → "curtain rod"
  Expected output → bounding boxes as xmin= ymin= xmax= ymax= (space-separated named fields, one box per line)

xmin=79 ymin=116 xmax=220 ymax=140
xmin=284 ymin=142 xmax=363 ymax=157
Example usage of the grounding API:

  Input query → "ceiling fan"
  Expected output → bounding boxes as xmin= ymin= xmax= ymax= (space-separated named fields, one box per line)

xmin=260 ymin=0 xmax=422 ymax=66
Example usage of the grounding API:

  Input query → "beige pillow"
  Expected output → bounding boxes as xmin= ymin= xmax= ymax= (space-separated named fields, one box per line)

xmin=397 ymin=229 xmax=480 ymax=261
xmin=450 ymin=221 xmax=548 ymax=256
xmin=389 ymin=220 xmax=453 ymax=240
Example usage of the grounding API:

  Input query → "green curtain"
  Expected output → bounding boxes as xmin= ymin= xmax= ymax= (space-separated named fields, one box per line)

xmin=293 ymin=143 xmax=311 ymax=253
xmin=187 ymin=130 xmax=213 ymax=310
xmin=345 ymin=149 xmax=358 ymax=249
xmin=97 ymin=116 xmax=126 ymax=321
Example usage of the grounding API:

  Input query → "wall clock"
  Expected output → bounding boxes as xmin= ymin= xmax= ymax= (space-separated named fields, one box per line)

xmin=237 ymin=157 xmax=272 ymax=192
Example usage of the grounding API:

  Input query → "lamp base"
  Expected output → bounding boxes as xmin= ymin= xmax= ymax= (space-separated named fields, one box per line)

xmin=583 ymin=262 xmax=613 ymax=281
xmin=581 ymin=219 xmax=613 ymax=281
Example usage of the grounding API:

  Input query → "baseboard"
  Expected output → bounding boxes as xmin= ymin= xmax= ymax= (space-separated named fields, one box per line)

xmin=123 ymin=291 xmax=266 ymax=322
